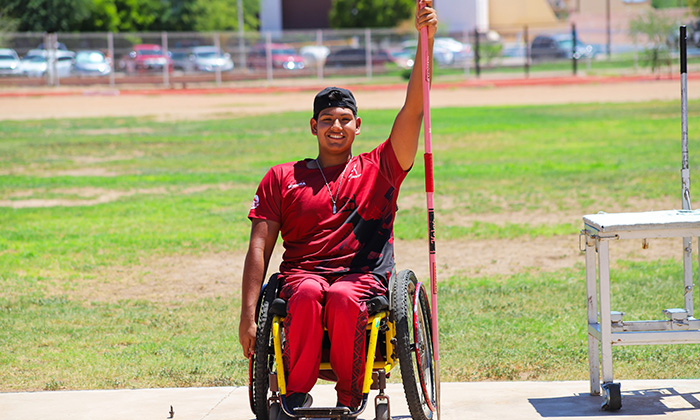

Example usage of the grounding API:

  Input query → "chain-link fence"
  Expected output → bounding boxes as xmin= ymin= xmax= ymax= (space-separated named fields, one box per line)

xmin=0 ymin=18 xmax=697 ymax=89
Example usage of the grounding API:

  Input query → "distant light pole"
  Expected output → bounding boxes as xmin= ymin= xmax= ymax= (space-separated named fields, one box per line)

xmin=606 ymin=0 xmax=611 ymax=58
xmin=237 ymin=0 xmax=246 ymax=68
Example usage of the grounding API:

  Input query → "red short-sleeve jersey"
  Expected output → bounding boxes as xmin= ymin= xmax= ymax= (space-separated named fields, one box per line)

xmin=249 ymin=139 xmax=408 ymax=282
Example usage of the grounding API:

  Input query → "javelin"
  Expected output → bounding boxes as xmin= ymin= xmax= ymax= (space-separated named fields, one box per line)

xmin=418 ymin=1 xmax=441 ymax=418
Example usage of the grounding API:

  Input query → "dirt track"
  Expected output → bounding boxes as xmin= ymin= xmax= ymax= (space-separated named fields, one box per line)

xmin=3 ymin=76 xmax=700 ymax=121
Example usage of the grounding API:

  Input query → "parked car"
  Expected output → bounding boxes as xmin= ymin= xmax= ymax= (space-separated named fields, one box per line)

xmin=248 ymin=43 xmax=305 ymax=70
xmin=172 ymin=46 xmax=234 ymax=73
xmin=0 ymin=48 xmax=21 ymax=76
xmin=170 ymin=49 xmax=190 ymax=71
xmin=119 ymin=44 xmax=173 ymax=74
xmin=400 ymin=37 xmax=472 ymax=66
xmin=530 ymin=34 xmax=599 ymax=60
xmin=389 ymin=49 xmax=415 ymax=70
xmin=324 ymin=47 xmax=392 ymax=68
xmin=72 ymin=50 xmax=111 ymax=76
xmin=435 ymin=37 xmax=473 ymax=64
xmin=189 ymin=46 xmax=234 ymax=72
xmin=20 ymin=49 xmax=75 ymax=78
xmin=300 ymin=45 xmax=330 ymax=66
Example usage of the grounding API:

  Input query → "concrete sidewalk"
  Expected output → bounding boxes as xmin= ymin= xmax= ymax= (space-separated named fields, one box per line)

xmin=2 ymin=380 xmax=700 ymax=420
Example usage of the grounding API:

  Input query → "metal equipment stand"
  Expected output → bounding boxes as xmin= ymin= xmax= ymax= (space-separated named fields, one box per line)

xmin=582 ymin=26 xmax=699 ymax=411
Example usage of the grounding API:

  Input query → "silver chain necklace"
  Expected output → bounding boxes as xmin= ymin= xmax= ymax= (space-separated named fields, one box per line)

xmin=315 ymin=156 xmax=352 ymax=214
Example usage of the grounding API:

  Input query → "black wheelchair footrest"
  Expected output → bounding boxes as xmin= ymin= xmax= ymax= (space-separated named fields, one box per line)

xmin=293 ymin=407 xmax=350 ymax=418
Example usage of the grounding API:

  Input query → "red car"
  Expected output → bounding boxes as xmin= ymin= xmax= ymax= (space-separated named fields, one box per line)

xmin=120 ymin=44 xmax=173 ymax=74
xmin=248 ymin=43 xmax=305 ymax=70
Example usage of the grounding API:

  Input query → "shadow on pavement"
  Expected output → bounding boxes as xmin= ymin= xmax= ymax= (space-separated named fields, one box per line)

xmin=529 ymin=387 xmax=700 ymax=417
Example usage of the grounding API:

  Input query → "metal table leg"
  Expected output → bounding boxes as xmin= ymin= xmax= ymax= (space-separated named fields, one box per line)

xmin=585 ymin=236 xmax=600 ymax=395
xmin=598 ymin=240 xmax=614 ymax=384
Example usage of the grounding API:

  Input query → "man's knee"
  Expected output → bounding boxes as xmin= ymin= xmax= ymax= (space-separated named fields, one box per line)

xmin=326 ymin=284 xmax=361 ymax=313
xmin=287 ymin=278 xmax=325 ymax=306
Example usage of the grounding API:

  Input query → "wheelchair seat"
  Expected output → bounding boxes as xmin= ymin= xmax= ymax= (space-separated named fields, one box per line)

xmin=268 ymin=295 xmax=390 ymax=318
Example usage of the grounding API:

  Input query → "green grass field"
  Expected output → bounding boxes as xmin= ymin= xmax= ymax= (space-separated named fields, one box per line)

xmin=2 ymin=99 xmax=700 ymax=391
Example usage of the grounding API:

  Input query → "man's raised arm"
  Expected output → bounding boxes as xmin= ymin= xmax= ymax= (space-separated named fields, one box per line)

xmin=390 ymin=0 xmax=438 ymax=171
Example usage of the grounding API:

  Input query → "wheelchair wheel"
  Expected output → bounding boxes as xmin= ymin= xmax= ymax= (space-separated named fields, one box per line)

xmin=392 ymin=269 xmax=436 ymax=420
xmin=249 ymin=275 xmax=280 ymax=420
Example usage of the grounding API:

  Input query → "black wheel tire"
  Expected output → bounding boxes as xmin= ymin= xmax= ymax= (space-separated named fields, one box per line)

xmin=251 ymin=276 xmax=280 ymax=420
xmin=601 ymin=382 xmax=622 ymax=411
xmin=375 ymin=402 xmax=390 ymax=420
xmin=392 ymin=269 xmax=436 ymax=420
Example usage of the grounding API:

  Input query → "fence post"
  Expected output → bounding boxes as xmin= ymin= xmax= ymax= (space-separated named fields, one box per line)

xmin=365 ymin=28 xmax=372 ymax=79
xmin=463 ymin=28 xmax=470 ymax=78
xmin=108 ymin=32 xmax=115 ymax=89
xmin=474 ymin=29 xmax=481 ymax=78
xmin=572 ymin=23 xmax=578 ymax=76
xmin=606 ymin=0 xmax=611 ymax=58
xmin=214 ymin=32 xmax=222 ymax=86
xmin=524 ymin=25 xmax=530 ymax=79
xmin=265 ymin=32 xmax=273 ymax=81
xmin=238 ymin=0 xmax=247 ymax=69
xmin=162 ymin=31 xmax=170 ymax=87
xmin=316 ymin=29 xmax=324 ymax=80
xmin=53 ymin=33 xmax=61 ymax=87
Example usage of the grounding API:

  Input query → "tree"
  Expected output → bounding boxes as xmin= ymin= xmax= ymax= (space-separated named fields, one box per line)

xmin=690 ymin=0 xmax=700 ymax=16
xmin=0 ymin=12 xmax=19 ymax=47
xmin=2 ymin=0 xmax=93 ymax=32
xmin=329 ymin=0 xmax=414 ymax=29
xmin=77 ymin=0 xmax=120 ymax=31
xmin=188 ymin=0 xmax=259 ymax=31
xmin=2 ymin=0 xmax=260 ymax=32
xmin=629 ymin=9 xmax=677 ymax=74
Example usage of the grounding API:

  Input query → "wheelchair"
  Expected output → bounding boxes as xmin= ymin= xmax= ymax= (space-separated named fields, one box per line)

xmin=248 ymin=269 xmax=437 ymax=420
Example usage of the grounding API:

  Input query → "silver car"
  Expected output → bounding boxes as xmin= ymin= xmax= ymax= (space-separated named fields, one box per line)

xmin=21 ymin=49 xmax=75 ymax=78
xmin=73 ymin=50 xmax=112 ymax=76
xmin=0 ymin=48 xmax=21 ymax=76
xmin=190 ymin=46 xmax=234 ymax=72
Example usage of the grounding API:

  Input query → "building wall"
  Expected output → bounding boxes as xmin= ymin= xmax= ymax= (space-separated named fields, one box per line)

xmin=282 ymin=0 xmax=331 ymax=29
xmin=566 ymin=0 xmax=651 ymax=14
xmin=489 ymin=0 xmax=558 ymax=27
xmin=260 ymin=0 xmax=283 ymax=32
xmin=438 ymin=0 xmax=478 ymax=33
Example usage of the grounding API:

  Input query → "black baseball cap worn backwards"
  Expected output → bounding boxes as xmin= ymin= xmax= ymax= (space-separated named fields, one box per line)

xmin=313 ymin=86 xmax=357 ymax=120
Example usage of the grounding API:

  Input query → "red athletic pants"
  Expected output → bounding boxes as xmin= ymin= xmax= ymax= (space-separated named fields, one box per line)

xmin=279 ymin=272 xmax=387 ymax=407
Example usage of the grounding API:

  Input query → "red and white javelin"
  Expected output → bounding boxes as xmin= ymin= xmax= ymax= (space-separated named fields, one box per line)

xmin=418 ymin=0 xmax=441 ymax=418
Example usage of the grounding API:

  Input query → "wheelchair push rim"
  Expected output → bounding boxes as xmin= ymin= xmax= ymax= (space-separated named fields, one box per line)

xmin=392 ymin=269 xmax=437 ymax=420
xmin=414 ymin=281 xmax=436 ymax=413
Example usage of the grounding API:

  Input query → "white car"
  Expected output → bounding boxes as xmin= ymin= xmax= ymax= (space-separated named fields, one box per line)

xmin=73 ymin=50 xmax=112 ymax=76
xmin=188 ymin=46 xmax=234 ymax=72
xmin=300 ymin=45 xmax=330 ymax=66
xmin=400 ymin=37 xmax=472 ymax=66
xmin=21 ymin=49 xmax=75 ymax=78
xmin=0 ymin=48 xmax=21 ymax=76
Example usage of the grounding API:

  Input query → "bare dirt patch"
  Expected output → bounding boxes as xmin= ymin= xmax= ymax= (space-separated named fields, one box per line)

xmin=0 ymin=183 xmax=237 ymax=208
xmin=80 ymin=233 xmax=688 ymax=303
xmin=4 ymin=78 xmax=700 ymax=122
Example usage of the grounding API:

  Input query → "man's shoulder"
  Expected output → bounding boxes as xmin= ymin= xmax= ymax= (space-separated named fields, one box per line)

xmin=269 ymin=159 xmax=312 ymax=173
xmin=357 ymin=138 xmax=392 ymax=162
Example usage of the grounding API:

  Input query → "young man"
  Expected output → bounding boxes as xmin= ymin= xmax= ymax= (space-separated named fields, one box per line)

xmin=239 ymin=3 xmax=437 ymax=418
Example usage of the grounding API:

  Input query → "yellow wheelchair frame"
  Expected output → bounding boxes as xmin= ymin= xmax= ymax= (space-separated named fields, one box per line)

xmin=249 ymin=269 xmax=436 ymax=420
